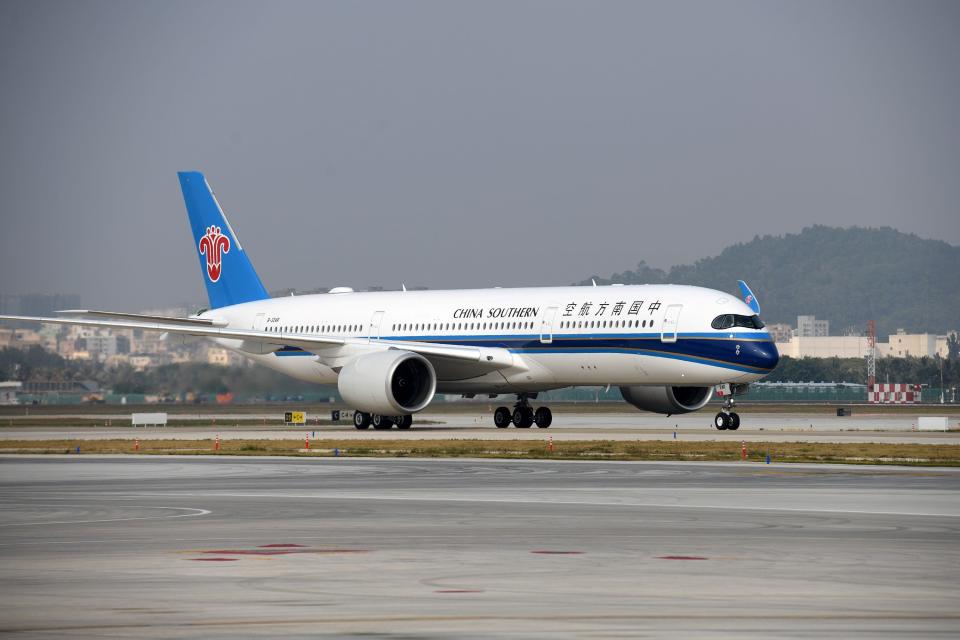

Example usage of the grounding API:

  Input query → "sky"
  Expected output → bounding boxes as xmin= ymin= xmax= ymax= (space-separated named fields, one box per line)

xmin=1 ymin=0 xmax=958 ymax=310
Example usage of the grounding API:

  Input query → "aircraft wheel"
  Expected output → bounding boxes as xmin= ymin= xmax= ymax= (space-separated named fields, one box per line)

xmin=494 ymin=406 xmax=512 ymax=428
xmin=728 ymin=413 xmax=740 ymax=431
xmin=354 ymin=411 xmax=371 ymax=430
xmin=372 ymin=414 xmax=393 ymax=430
xmin=714 ymin=412 xmax=729 ymax=430
xmin=513 ymin=407 xmax=534 ymax=428
xmin=534 ymin=407 xmax=552 ymax=428
xmin=394 ymin=415 xmax=412 ymax=430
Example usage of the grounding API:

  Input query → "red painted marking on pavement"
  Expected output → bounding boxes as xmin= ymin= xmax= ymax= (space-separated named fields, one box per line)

xmin=189 ymin=557 xmax=238 ymax=562
xmin=202 ymin=549 xmax=369 ymax=556
xmin=435 ymin=589 xmax=484 ymax=594
xmin=658 ymin=555 xmax=708 ymax=560
xmin=258 ymin=544 xmax=306 ymax=548
xmin=530 ymin=550 xmax=584 ymax=555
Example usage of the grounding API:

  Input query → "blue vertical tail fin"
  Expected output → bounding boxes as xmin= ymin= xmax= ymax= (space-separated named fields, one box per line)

xmin=178 ymin=171 xmax=270 ymax=309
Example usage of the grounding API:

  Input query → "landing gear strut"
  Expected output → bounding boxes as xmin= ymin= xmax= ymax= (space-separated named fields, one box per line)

xmin=713 ymin=390 xmax=741 ymax=431
xmin=494 ymin=394 xmax=552 ymax=428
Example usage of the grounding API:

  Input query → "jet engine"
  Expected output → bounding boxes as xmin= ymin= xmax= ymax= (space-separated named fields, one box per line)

xmin=338 ymin=350 xmax=437 ymax=415
xmin=619 ymin=385 xmax=713 ymax=415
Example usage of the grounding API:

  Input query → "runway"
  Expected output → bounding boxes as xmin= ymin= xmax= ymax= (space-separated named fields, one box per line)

xmin=1 ymin=457 xmax=958 ymax=638
xmin=3 ymin=409 xmax=959 ymax=444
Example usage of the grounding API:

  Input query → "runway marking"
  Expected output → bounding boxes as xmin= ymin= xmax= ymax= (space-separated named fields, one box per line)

xmin=0 ymin=505 xmax=211 ymax=527
xmin=3 ymin=611 xmax=959 ymax=633
xmin=658 ymin=555 xmax=708 ymax=560
xmin=125 ymin=491 xmax=960 ymax=518
xmin=200 ymin=548 xmax=369 ymax=556
xmin=189 ymin=557 xmax=237 ymax=562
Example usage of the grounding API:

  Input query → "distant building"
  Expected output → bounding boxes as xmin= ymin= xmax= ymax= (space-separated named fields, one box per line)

xmin=766 ymin=323 xmax=793 ymax=343
xmin=81 ymin=333 xmax=118 ymax=360
xmin=129 ymin=355 xmax=156 ymax=371
xmin=10 ymin=329 xmax=43 ymax=348
xmin=0 ymin=381 xmax=21 ymax=405
xmin=207 ymin=347 xmax=232 ymax=366
xmin=796 ymin=315 xmax=829 ymax=337
xmin=21 ymin=380 xmax=100 ymax=395
xmin=886 ymin=330 xmax=940 ymax=358
xmin=206 ymin=347 xmax=245 ymax=367
xmin=776 ymin=336 xmax=870 ymax=359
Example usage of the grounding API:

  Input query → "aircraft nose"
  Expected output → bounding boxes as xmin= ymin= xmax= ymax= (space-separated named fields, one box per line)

xmin=754 ymin=340 xmax=780 ymax=371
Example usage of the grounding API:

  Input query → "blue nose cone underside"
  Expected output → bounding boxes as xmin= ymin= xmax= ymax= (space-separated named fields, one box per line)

xmin=753 ymin=340 xmax=780 ymax=372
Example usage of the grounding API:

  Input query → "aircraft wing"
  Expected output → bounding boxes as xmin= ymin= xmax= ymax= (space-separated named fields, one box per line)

xmin=0 ymin=314 xmax=514 ymax=369
xmin=56 ymin=309 xmax=228 ymax=327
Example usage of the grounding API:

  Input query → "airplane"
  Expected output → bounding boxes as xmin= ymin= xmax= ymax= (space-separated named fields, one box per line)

xmin=0 ymin=171 xmax=779 ymax=430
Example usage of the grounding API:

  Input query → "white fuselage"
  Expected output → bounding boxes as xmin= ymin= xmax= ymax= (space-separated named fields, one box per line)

xmin=203 ymin=283 xmax=779 ymax=394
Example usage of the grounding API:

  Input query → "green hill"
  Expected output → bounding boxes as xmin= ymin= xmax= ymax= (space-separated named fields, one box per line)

xmin=581 ymin=226 xmax=960 ymax=336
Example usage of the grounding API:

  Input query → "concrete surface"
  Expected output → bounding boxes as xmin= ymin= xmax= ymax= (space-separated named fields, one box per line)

xmin=3 ymin=410 xmax=960 ymax=443
xmin=1 ymin=456 xmax=958 ymax=638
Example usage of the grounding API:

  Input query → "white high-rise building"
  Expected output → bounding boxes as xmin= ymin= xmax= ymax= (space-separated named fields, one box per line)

xmin=797 ymin=315 xmax=829 ymax=337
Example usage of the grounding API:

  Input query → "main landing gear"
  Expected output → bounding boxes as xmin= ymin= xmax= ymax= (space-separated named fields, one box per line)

xmin=713 ymin=394 xmax=740 ymax=431
xmin=353 ymin=412 xmax=412 ymax=430
xmin=494 ymin=394 xmax=552 ymax=429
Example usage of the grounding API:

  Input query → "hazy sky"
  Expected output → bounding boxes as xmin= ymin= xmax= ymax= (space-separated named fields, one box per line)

xmin=1 ymin=0 xmax=958 ymax=310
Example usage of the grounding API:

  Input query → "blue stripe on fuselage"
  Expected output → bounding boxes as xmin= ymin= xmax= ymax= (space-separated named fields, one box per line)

xmin=270 ymin=332 xmax=778 ymax=373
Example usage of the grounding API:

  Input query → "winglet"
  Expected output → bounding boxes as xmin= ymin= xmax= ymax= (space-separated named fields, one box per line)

xmin=737 ymin=280 xmax=761 ymax=314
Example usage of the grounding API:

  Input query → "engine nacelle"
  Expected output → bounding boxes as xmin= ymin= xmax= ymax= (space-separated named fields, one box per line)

xmin=619 ymin=385 xmax=713 ymax=415
xmin=338 ymin=350 xmax=436 ymax=415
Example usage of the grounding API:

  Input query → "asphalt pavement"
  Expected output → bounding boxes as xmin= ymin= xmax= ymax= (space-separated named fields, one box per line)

xmin=1 ymin=456 xmax=958 ymax=638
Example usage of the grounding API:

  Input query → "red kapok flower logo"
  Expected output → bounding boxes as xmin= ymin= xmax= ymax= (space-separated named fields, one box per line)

xmin=198 ymin=226 xmax=230 ymax=283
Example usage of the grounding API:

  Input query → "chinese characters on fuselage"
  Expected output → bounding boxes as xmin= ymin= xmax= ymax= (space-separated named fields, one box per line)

xmin=562 ymin=300 xmax=663 ymax=318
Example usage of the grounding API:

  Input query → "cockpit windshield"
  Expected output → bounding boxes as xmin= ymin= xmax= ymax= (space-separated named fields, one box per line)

xmin=711 ymin=314 xmax=765 ymax=330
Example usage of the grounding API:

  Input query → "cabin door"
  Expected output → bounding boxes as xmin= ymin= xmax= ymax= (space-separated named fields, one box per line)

xmin=660 ymin=304 xmax=682 ymax=343
xmin=368 ymin=310 xmax=385 ymax=342
xmin=540 ymin=307 xmax=558 ymax=344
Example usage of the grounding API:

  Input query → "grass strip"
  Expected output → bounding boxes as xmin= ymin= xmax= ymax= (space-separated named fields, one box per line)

xmin=1 ymin=439 xmax=958 ymax=466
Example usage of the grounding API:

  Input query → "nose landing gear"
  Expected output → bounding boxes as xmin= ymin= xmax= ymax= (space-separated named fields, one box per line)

xmin=494 ymin=394 xmax=552 ymax=428
xmin=713 ymin=390 xmax=741 ymax=431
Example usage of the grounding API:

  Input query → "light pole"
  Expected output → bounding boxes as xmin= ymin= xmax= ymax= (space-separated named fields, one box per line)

xmin=940 ymin=356 xmax=945 ymax=404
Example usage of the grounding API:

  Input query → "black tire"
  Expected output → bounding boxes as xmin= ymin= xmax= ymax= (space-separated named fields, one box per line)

xmin=372 ymin=414 xmax=393 ymax=430
xmin=714 ymin=412 xmax=729 ymax=430
xmin=394 ymin=415 xmax=412 ymax=430
xmin=513 ymin=407 xmax=534 ymax=428
xmin=354 ymin=411 xmax=371 ymax=430
xmin=534 ymin=406 xmax=552 ymax=428
xmin=494 ymin=406 xmax=512 ymax=428
xmin=728 ymin=413 xmax=740 ymax=431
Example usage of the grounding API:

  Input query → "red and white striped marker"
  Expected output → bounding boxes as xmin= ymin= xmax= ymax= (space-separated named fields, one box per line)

xmin=547 ymin=435 xmax=554 ymax=453
xmin=134 ymin=438 xmax=139 ymax=452
xmin=305 ymin=433 xmax=310 ymax=450
xmin=740 ymin=440 xmax=747 ymax=461
xmin=215 ymin=434 xmax=220 ymax=451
